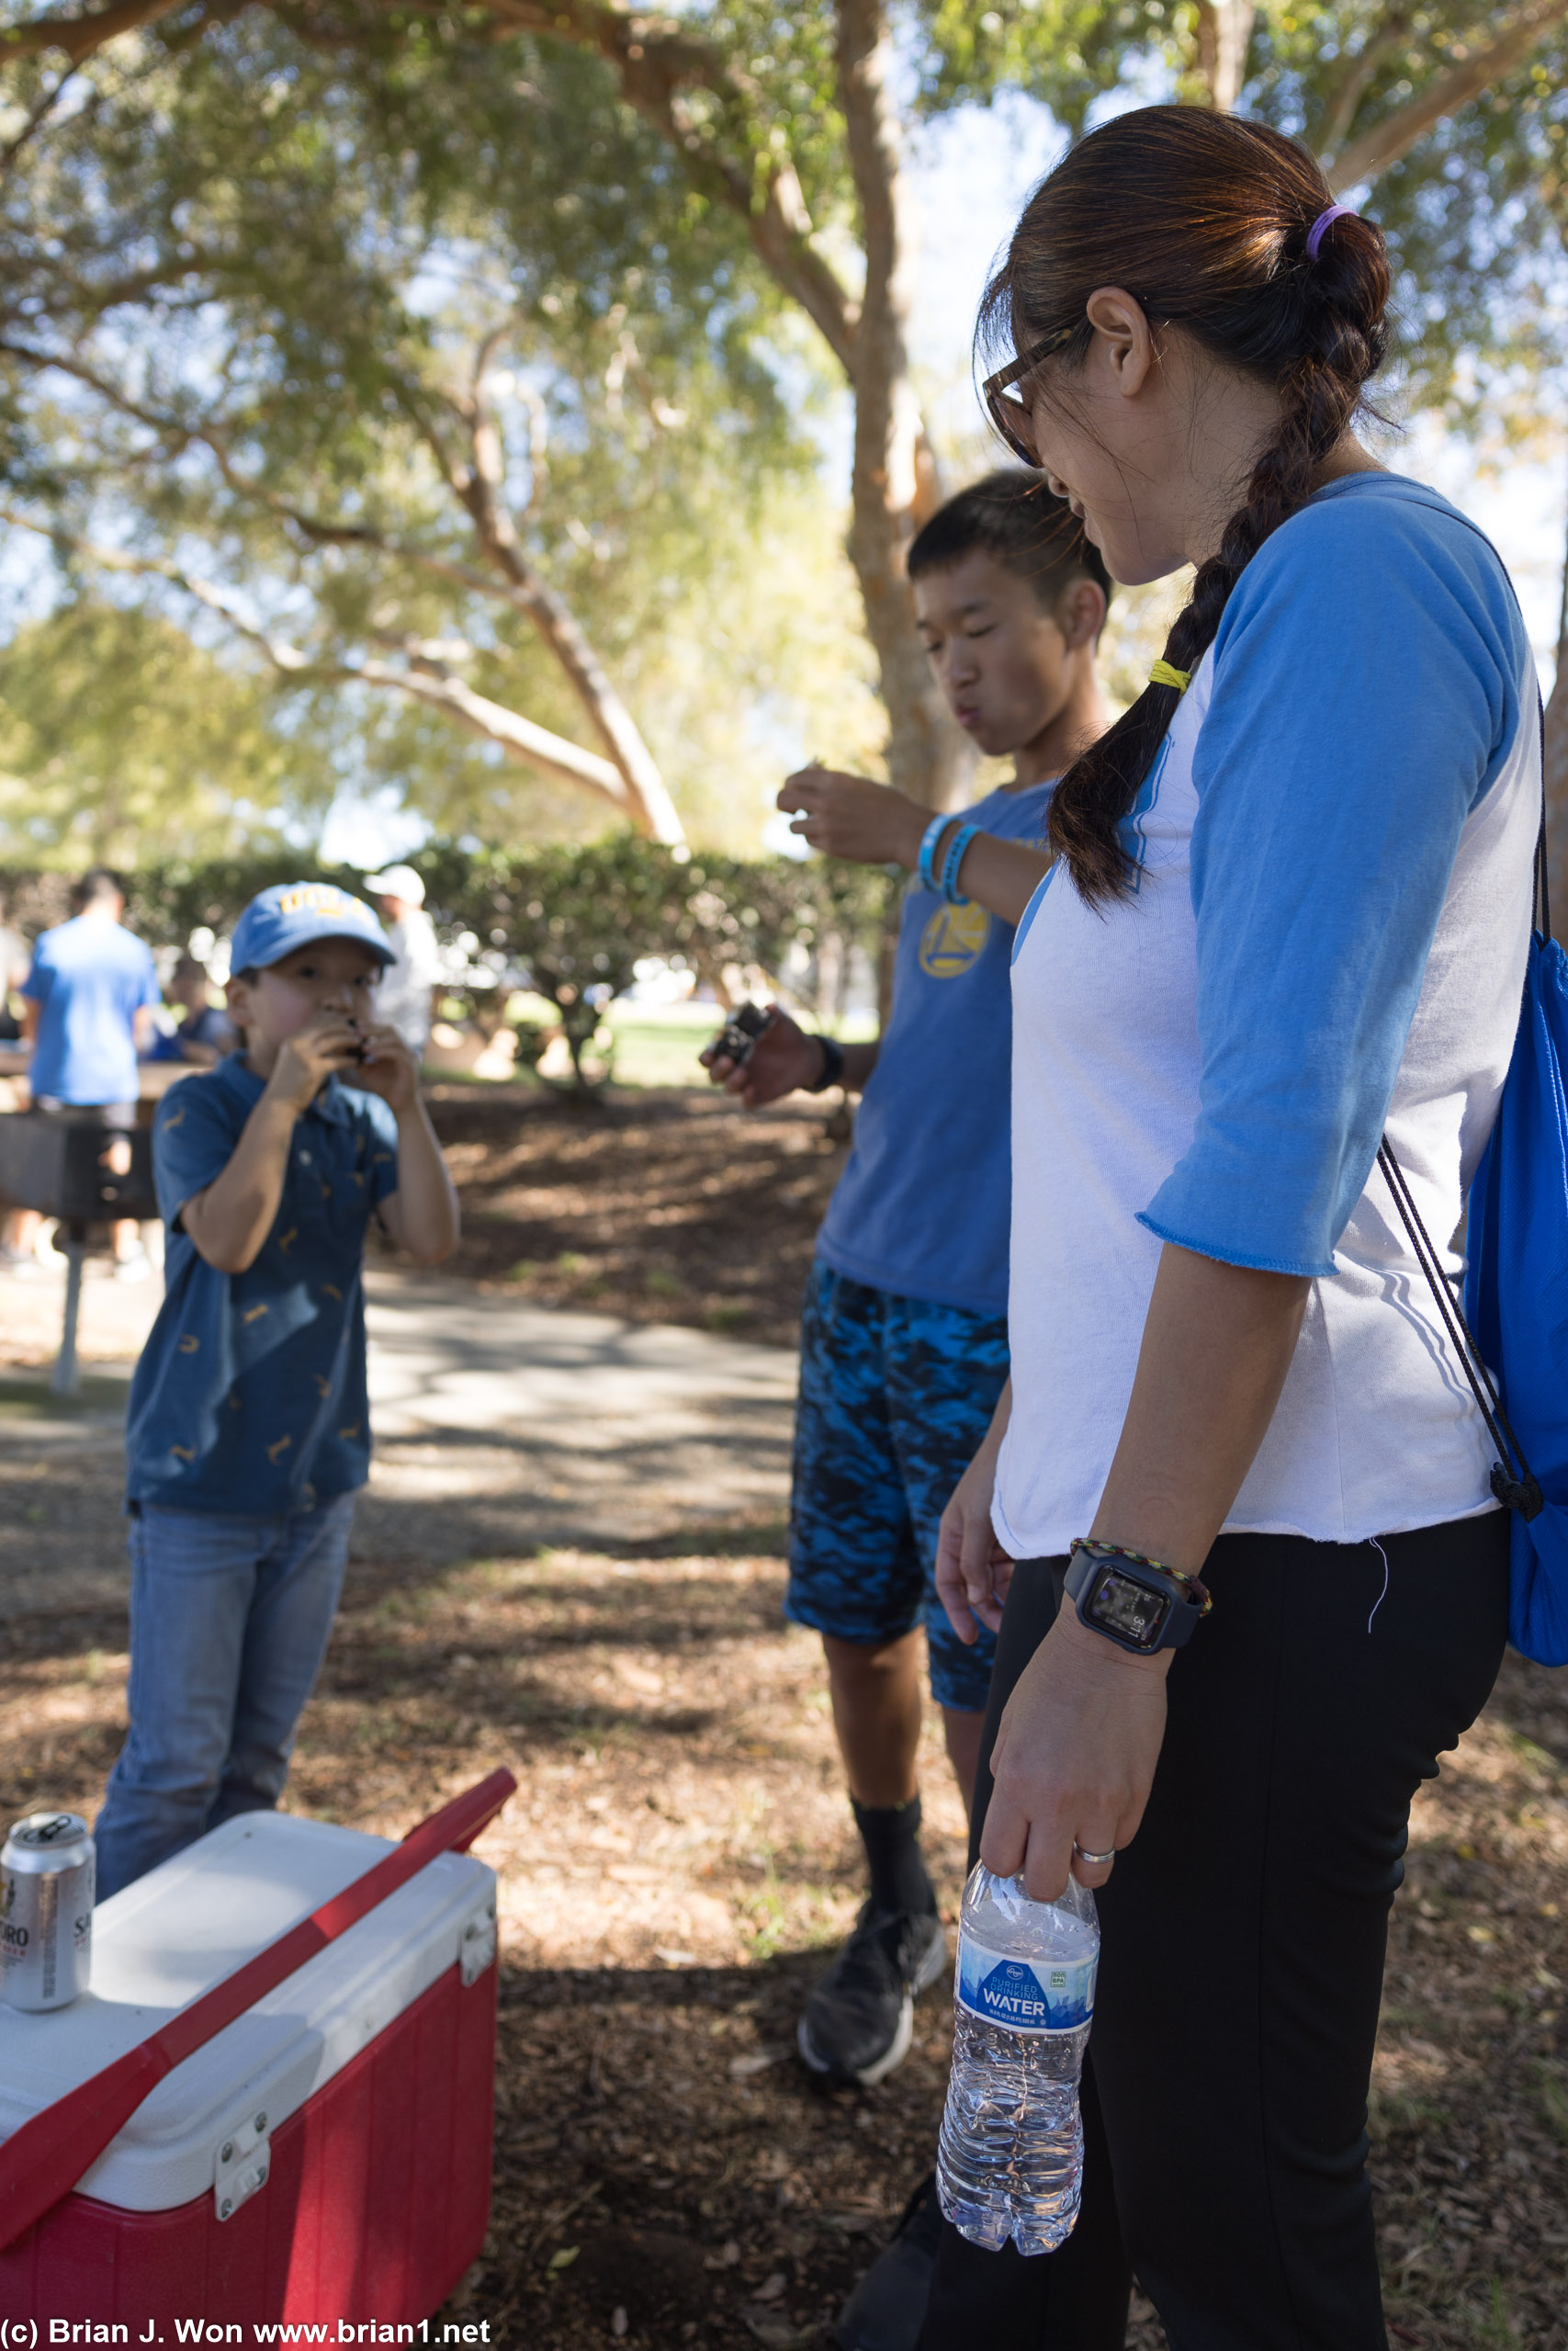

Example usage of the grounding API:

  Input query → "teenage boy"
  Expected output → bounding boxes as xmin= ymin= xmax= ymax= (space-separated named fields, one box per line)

xmin=95 ymin=881 xmax=460 ymax=1898
xmin=704 ymin=472 xmax=1111 ymax=2087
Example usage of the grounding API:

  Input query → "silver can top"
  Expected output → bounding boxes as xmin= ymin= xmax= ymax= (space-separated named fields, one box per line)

xmin=3 ymin=1812 xmax=93 ymax=1871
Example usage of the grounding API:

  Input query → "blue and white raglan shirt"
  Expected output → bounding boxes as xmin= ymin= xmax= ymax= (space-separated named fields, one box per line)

xmin=817 ymin=779 xmax=1053 ymax=1317
xmin=994 ymin=475 xmax=1540 ymax=1556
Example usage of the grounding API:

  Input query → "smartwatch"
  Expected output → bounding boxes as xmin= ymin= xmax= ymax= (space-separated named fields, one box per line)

xmin=807 ymin=1034 xmax=846 ymax=1092
xmin=1065 ymin=1541 xmax=1209 ymax=1656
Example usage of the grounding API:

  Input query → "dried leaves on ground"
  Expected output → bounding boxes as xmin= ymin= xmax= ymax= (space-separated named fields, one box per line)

xmin=3 ymin=1511 xmax=1565 ymax=2346
xmin=426 ymin=1087 xmax=844 ymax=1347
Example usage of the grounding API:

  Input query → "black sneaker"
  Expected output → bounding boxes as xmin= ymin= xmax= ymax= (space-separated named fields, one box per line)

xmin=829 ymin=2173 xmax=944 ymax=2351
xmin=797 ymin=1904 xmax=947 ymax=2088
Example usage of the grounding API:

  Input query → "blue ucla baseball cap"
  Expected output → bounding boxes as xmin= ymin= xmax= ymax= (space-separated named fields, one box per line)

xmin=230 ymin=881 xmax=394 ymax=976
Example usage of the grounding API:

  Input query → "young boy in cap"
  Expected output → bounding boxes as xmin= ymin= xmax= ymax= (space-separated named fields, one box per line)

xmin=95 ymin=882 xmax=460 ymax=1896
xmin=705 ymin=473 xmax=1111 ymax=2088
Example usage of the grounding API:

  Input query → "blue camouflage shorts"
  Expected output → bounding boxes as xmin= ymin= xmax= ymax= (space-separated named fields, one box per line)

xmin=786 ymin=1257 xmax=1010 ymax=1712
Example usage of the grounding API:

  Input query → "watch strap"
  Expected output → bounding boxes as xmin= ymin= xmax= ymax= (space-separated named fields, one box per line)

xmin=807 ymin=1034 xmax=846 ymax=1093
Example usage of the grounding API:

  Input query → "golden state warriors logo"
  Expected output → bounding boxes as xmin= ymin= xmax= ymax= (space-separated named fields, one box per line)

xmin=919 ymin=901 xmax=991 ymax=979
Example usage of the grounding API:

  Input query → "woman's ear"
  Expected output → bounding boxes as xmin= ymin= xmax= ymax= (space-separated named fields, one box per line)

xmin=1083 ymin=287 xmax=1159 ymax=398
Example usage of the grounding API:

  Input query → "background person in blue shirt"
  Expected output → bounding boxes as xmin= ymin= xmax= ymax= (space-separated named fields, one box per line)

xmin=7 ymin=866 xmax=161 ymax=1274
xmin=95 ymin=882 xmax=460 ymax=1898
xmin=703 ymin=473 xmax=1111 ymax=2089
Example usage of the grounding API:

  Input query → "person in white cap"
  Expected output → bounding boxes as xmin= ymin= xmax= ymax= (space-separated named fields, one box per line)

xmin=364 ymin=866 xmax=444 ymax=1059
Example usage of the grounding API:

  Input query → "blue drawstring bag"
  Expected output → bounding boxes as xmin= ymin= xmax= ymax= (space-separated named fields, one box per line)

xmin=1461 ymin=906 xmax=1568 ymax=1664
xmin=1344 ymin=482 xmax=1568 ymax=1652
xmin=1378 ymin=740 xmax=1564 ymax=1663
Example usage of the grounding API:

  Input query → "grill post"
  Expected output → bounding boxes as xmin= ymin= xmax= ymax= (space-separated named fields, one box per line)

xmin=51 ymin=1222 xmax=88 ymax=1398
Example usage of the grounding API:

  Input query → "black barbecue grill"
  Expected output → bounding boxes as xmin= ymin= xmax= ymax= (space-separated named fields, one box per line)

xmin=0 ymin=1112 xmax=159 ymax=1393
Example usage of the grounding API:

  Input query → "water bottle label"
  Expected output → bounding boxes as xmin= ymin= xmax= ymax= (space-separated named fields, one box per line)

xmin=955 ymin=1933 xmax=1097 ymax=2034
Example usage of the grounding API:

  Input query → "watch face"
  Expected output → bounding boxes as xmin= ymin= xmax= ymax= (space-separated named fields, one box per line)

xmin=1087 ymin=1565 xmax=1171 ymax=1650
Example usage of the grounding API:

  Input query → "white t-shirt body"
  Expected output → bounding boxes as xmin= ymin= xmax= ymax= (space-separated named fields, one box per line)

xmin=994 ymin=477 xmax=1540 ymax=1561
xmin=375 ymin=910 xmax=444 ymax=1052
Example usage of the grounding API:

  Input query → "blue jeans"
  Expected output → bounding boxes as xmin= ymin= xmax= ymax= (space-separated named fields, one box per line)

xmin=95 ymin=1491 xmax=356 ymax=1899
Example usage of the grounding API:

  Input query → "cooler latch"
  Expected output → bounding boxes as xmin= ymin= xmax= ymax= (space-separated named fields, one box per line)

xmin=459 ymin=1895 xmax=497 ymax=1987
xmin=215 ymin=2108 xmax=271 ymax=2221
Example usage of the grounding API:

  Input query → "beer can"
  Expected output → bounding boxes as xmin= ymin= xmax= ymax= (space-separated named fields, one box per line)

xmin=1 ymin=1810 xmax=95 ymax=2011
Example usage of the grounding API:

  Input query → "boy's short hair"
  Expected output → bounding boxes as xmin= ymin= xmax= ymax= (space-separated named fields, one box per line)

xmin=908 ymin=470 xmax=1113 ymax=614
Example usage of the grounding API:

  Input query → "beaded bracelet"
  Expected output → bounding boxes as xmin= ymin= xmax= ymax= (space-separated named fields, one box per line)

xmin=917 ymin=813 xmax=953 ymax=893
xmin=1070 ymin=1537 xmax=1213 ymax=1616
xmin=940 ymin=822 xmax=980 ymax=905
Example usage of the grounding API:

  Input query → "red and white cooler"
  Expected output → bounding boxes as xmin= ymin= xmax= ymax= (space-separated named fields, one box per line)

xmin=0 ymin=1777 xmax=510 ymax=2328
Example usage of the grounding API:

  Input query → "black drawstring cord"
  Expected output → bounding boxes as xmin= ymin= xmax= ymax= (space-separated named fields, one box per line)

xmin=1375 ymin=1137 xmax=1542 ymax=1520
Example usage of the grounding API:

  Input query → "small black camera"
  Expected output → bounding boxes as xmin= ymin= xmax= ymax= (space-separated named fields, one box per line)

xmin=715 ymin=1001 xmax=773 ymax=1066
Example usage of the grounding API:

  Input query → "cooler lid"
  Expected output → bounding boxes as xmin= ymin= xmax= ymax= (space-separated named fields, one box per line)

xmin=0 ymin=1812 xmax=496 ymax=2212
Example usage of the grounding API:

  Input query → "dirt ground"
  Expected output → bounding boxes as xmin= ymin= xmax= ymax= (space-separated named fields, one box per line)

xmin=1 ymin=1083 xmax=1566 ymax=2344
xmin=3 ymin=1479 xmax=1565 ymax=2348
xmin=425 ymin=1085 xmax=845 ymax=1348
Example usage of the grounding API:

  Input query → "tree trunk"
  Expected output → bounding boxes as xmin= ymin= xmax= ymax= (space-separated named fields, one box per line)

xmin=835 ymin=0 xmax=968 ymax=811
xmin=1544 ymin=524 xmax=1568 ymax=945
xmin=1192 ymin=0 xmax=1257 ymax=110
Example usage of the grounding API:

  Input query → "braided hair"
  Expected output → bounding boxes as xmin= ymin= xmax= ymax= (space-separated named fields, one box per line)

xmin=978 ymin=107 xmax=1392 ymax=904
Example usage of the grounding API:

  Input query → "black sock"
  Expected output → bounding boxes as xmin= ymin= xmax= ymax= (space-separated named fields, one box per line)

xmin=852 ymin=1793 xmax=936 ymax=1918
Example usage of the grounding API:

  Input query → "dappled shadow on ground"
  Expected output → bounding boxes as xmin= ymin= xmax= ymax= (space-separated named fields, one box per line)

xmin=425 ymin=1086 xmax=843 ymax=1348
xmin=2 ymin=1506 xmax=1565 ymax=2346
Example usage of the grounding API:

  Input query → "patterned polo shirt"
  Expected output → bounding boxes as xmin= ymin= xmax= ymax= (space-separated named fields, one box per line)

xmin=126 ymin=1055 xmax=400 ymax=1515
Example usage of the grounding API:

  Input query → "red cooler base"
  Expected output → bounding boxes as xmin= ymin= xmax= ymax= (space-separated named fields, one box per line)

xmin=1 ymin=1959 xmax=497 ymax=2327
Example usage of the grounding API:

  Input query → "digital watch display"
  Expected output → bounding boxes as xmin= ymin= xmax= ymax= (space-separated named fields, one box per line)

xmin=1065 ymin=1544 xmax=1209 ymax=1656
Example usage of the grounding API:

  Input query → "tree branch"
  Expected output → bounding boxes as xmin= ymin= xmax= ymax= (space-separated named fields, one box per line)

xmin=0 ymin=504 xmax=640 ymax=810
xmin=479 ymin=0 xmax=861 ymax=370
xmin=0 ymin=0 xmax=188 ymax=63
xmin=1326 ymin=0 xmax=1568 ymax=188
xmin=1313 ymin=12 xmax=1410 ymax=161
xmin=0 ymin=332 xmax=685 ymax=840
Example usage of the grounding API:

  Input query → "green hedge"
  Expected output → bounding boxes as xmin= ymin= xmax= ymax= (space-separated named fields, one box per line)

xmin=0 ymin=839 xmax=897 ymax=1091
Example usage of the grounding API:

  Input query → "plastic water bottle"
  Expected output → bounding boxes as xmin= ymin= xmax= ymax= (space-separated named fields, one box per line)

xmin=936 ymin=1861 xmax=1099 ymax=2255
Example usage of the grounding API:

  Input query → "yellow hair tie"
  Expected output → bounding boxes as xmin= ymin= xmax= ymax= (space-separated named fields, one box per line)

xmin=1150 ymin=660 xmax=1191 ymax=693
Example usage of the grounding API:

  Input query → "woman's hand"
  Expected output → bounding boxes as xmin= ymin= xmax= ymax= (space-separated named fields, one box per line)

xmin=777 ymin=767 xmax=928 ymax=869
xmin=980 ymin=1610 xmax=1170 ymax=1901
xmin=935 ymin=1445 xmax=1015 ymax=1643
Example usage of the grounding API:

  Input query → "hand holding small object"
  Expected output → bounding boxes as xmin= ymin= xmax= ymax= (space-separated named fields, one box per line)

xmin=699 ymin=1003 xmax=823 ymax=1108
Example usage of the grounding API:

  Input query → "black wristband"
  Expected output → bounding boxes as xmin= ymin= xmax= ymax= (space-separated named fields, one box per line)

xmin=807 ymin=1034 xmax=846 ymax=1093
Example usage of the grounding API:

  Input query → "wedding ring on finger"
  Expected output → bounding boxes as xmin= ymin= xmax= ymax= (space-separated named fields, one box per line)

xmin=1072 ymin=1840 xmax=1116 ymax=1868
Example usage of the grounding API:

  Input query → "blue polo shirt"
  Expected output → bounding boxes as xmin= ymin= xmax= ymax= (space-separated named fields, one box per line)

xmin=24 ymin=914 xmax=160 ymax=1104
xmin=815 ymin=779 xmax=1051 ymax=1316
xmin=126 ymin=1056 xmax=400 ymax=1515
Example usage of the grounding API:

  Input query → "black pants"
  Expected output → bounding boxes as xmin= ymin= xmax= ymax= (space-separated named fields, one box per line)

xmin=916 ymin=1516 xmax=1510 ymax=2351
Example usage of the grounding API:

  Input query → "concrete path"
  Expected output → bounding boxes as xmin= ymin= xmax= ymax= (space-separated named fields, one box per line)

xmin=0 ymin=1265 xmax=798 ymax=1620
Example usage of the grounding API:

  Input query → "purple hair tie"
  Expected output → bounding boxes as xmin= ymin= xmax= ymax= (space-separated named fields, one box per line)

xmin=1306 ymin=203 xmax=1357 ymax=261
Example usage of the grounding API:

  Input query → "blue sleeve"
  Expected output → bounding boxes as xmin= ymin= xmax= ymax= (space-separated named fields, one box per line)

xmin=21 ymin=946 xmax=50 ymax=1005
xmin=135 ymin=944 xmax=161 ymax=1012
xmin=152 ymin=1077 xmax=243 ymax=1225
xmin=1140 ymin=492 xmax=1529 ymax=1279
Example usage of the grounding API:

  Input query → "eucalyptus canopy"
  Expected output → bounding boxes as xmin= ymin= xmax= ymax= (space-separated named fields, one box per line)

xmin=2 ymin=0 xmax=1565 ymax=856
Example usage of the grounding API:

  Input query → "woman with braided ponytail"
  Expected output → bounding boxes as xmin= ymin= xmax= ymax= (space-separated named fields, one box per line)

xmin=850 ymin=104 xmax=1544 ymax=2351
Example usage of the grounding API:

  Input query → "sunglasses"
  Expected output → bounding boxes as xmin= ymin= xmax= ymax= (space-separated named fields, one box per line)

xmin=981 ymin=324 xmax=1077 ymax=464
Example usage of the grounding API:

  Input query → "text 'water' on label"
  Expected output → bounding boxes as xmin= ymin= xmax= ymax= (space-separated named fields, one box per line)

xmin=955 ymin=1934 xmax=1097 ymax=2034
